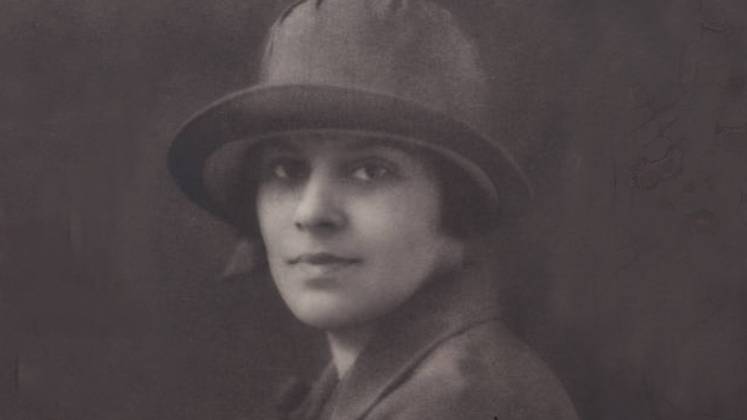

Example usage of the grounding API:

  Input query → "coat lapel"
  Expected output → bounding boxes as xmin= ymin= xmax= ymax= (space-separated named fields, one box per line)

xmin=330 ymin=264 xmax=501 ymax=420
xmin=286 ymin=364 xmax=338 ymax=420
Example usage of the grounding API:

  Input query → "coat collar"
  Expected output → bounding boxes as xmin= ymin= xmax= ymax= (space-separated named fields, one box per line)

xmin=285 ymin=363 xmax=338 ymax=420
xmin=318 ymin=262 xmax=501 ymax=420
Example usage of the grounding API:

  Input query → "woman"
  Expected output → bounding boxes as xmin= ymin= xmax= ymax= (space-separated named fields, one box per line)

xmin=169 ymin=0 xmax=579 ymax=418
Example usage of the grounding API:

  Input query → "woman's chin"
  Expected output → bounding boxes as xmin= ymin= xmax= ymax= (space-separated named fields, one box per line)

xmin=286 ymin=301 xmax=377 ymax=331
xmin=291 ymin=309 xmax=358 ymax=330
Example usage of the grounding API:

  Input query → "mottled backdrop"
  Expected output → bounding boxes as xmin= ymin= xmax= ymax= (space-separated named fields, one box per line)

xmin=2 ymin=1 xmax=745 ymax=419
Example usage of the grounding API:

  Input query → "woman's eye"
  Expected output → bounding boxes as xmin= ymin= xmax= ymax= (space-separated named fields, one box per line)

xmin=351 ymin=162 xmax=394 ymax=182
xmin=265 ymin=158 xmax=308 ymax=181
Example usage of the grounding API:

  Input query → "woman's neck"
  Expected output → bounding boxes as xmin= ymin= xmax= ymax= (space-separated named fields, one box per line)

xmin=326 ymin=325 xmax=375 ymax=379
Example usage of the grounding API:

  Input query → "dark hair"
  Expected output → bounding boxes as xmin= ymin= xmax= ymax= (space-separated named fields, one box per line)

xmin=424 ymin=150 xmax=500 ymax=239
xmin=231 ymin=140 xmax=500 ymax=242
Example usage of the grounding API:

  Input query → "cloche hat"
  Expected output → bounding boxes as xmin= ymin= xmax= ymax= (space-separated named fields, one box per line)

xmin=168 ymin=0 xmax=533 ymax=232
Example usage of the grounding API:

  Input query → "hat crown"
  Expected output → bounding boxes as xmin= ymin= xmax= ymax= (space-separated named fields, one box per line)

xmin=261 ymin=0 xmax=490 ymax=131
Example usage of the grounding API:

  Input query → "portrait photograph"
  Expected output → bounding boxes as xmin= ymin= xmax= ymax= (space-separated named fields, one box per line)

xmin=2 ymin=1 xmax=746 ymax=419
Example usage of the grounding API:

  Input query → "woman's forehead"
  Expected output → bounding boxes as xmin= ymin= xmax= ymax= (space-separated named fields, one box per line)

xmin=260 ymin=131 xmax=423 ymax=157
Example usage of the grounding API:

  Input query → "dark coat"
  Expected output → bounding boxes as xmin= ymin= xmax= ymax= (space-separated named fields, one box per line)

xmin=278 ymin=264 xmax=580 ymax=420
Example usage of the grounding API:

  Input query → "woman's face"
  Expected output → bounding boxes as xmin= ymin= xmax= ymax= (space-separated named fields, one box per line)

xmin=255 ymin=132 xmax=463 ymax=330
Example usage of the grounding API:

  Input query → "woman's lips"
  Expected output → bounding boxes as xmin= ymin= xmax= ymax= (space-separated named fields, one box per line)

xmin=288 ymin=253 xmax=362 ymax=285
xmin=288 ymin=253 xmax=361 ymax=266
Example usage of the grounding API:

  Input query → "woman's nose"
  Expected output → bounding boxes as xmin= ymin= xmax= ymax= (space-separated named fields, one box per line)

xmin=293 ymin=174 xmax=346 ymax=233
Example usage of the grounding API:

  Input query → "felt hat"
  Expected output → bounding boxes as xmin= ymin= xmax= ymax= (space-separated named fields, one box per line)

xmin=168 ymin=0 xmax=533 ymax=232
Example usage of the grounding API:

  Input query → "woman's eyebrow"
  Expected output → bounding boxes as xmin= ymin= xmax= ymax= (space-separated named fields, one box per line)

xmin=260 ymin=140 xmax=300 ymax=155
xmin=267 ymin=134 xmax=411 ymax=155
xmin=340 ymin=136 xmax=408 ymax=153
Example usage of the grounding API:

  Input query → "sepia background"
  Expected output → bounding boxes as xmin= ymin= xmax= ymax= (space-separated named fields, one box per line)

xmin=2 ymin=0 xmax=746 ymax=419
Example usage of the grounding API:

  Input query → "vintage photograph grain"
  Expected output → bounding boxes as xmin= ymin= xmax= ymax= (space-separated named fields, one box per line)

xmin=3 ymin=1 xmax=746 ymax=419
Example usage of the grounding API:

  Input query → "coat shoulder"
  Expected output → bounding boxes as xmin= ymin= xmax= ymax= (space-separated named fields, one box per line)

xmin=369 ymin=320 xmax=580 ymax=420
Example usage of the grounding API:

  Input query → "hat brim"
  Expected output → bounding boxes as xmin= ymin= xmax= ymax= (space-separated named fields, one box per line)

xmin=168 ymin=84 xmax=533 ymax=227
